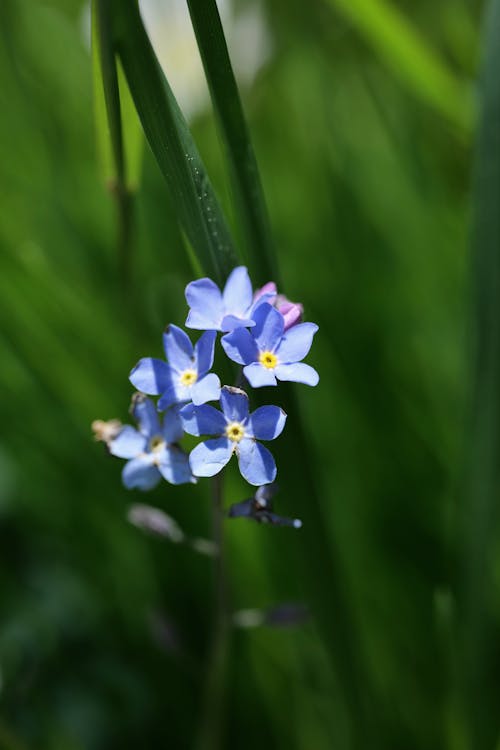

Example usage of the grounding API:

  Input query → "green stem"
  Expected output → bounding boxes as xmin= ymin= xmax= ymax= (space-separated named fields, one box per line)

xmin=197 ymin=472 xmax=229 ymax=750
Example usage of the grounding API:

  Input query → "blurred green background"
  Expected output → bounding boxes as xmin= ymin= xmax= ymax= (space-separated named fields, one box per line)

xmin=0 ymin=0 xmax=493 ymax=748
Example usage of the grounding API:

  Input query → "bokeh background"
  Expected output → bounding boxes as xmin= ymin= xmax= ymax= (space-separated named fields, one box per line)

xmin=0 ymin=0 xmax=492 ymax=748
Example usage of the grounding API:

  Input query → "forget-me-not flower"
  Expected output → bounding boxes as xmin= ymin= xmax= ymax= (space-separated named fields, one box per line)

xmin=129 ymin=325 xmax=221 ymax=410
xmin=180 ymin=386 xmax=286 ymax=486
xmin=185 ymin=266 xmax=274 ymax=332
xmin=109 ymin=394 xmax=195 ymax=489
xmin=221 ymin=303 xmax=319 ymax=388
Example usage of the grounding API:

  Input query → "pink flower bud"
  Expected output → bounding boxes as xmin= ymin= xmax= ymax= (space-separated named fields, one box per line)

xmin=276 ymin=296 xmax=303 ymax=330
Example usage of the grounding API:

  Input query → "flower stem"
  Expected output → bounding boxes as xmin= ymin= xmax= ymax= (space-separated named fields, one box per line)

xmin=196 ymin=472 xmax=230 ymax=750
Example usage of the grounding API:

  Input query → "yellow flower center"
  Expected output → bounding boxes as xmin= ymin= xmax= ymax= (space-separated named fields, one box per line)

xmin=179 ymin=369 xmax=197 ymax=386
xmin=259 ymin=351 xmax=278 ymax=369
xmin=149 ymin=435 xmax=165 ymax=452
xmin=225 ymin=422 xmax=245 ymax=443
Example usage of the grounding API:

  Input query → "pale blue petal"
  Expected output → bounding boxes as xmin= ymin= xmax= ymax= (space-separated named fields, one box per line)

xmin=275 ymin=322 xmax=318 ymax=363
xmin=275 ymin=362 xmax=319 ymax=386
xmin=131 ymin=394 xmax=161 ymax=436
xmin=243 ymin=363 xmax=277 ymax=387
xmin=194 ymin=329 xmax=217 ymax=375
xmin=237 ymin=439 xmax=277 ymax=486
xmin=158 ymin=381 xmax=190 ymax=410
xmin=246 ymin=406 xmax=287 ymax=441
xmin=163 ymin=324 xmax=194 ymax=372
xmin=158 ymin=445 xmax=195 ymax=485
xmin=181 ymin=403 xmax=227 ymax=436
xmin=185 ymin=278 xmax=224 ymax=329
xmin=191 ymin=373 xmax=221 ymax=405
xmin=222 ymin=266 xmax=253 ymax=316
xmin=220 ymin=386 xmax=249 ymax=422
xmin=162 ymin=405 xmax=185 ymax=443
xmin=189 ymin=438 xmax=233 ymax=477
xmin=221 ymin=328 xmax=258 ymax=365
xmin=129 ymin=358 xmax=172 ymax=395
xmin=220 ymin=314 xmax=256 ymax=332
xmin=122 ymin=457 xmax=161 ymax=490
xmin=109 ymin=426 xmax=147 ymax=458
xmin=250 ymin=291 xmax=276 ymax=313
xmin=252 ymin=303 xmax=284 ymax=352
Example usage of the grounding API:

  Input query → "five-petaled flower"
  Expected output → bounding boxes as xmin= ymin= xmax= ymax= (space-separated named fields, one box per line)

xmin=129 ymin=325 xmax=221 ymax=410
xmin=185 ymin=266 xmax=274 ymax=332
xmin=108 ymin=394 xmax=195 ymax=489
xmin=221 ymin=302 xmax=319 ymax=388
xmin=180 ymin=386 xmax=286 ymax=486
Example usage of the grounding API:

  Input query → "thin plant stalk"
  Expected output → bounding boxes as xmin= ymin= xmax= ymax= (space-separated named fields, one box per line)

xmin=197 ymin=472 xmax=230 ymax=750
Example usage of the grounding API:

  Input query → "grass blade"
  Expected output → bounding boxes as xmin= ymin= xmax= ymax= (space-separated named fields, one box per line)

xmin=93 ymin=0 xmax=138 ymax=286
xmin=186 ymin=0 xmax=278 ymax=284
xmin=109 ymin=0 xmax=239 ymax=284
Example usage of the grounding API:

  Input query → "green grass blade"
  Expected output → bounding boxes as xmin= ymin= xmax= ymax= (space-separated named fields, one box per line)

xmin=109 ymin=0 xmax=238 ymax=284
xmin=186 ymin=0 xmax=278 ymax=284
xmin=92 ymin=0 xmax=124 ymax=185
xmin=117 ymin=61 xmax=143 ymax=193
xmin=327 ymin=0 xmax=473 ymax=135
xmin=460 ymin=0 xmax=500 ymax=745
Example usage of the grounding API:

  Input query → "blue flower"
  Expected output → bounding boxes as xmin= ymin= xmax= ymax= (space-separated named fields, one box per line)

xmin=180 ymin=386 xmax=286 ymax=486
xmin=185 ymin=266 xmax=273 ymax=332
xmin=129 ymin=324 xmax=221 ymax=410
xmin=109 ymin=394 xmax=195 ymax=489
xmin=221 ymin=302 xmax=319 ymax=388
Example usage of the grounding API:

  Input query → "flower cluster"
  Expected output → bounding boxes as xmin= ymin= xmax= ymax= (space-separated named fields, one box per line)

xmin=96 ymin=266 xmax=319 ymax=490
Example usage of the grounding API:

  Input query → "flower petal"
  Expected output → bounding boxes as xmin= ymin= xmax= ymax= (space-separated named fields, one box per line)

xmin=185 ymin=278 xmax=224 ymax=330
xmin=275 ymin=362 xmax=319 ymax=386
xmin=131 ymin=394 xmax=161 ymax=436
xmin=129 ymin=358 xmax=172 ymax=395
xmin=237 ymin=440 xmax=277 ymax=486
xmin=275 ymin=322 xmax=318 ymax=363
xmin=222 ymin=266 xmax=253 ymax=316
xmin=221 ymin=328 xmax=258 ymax=365
xmin=122 ymin=457 xmax=161 ymax=490
xmin=163 ymin=324 xmax=194 ymax=372
xmin=189 ymin=437 xmax=233 ymax=477
xmin=157 ymin=381 xmax=190 ymax=410
xmin=220 ymin=314 xmax=256 ymax=332
xmin=162 ymin=405 xmax=185 ymax=443
xmin=220 ymin=386 xmax=249 ymax=422
xmin=191 ymin=373 xmax=221 ymax=405
xmin=158 ymin=445 xmax=195 ymax=484
xmin=253 ymin=281 xmax=277 ymax=300
xmin=181 ymin=403 xmax=227 ymax=436
xmin=109 ymin=426 xmax=147 ymax=458
xmin=252 ymin=303 xmax=284 ymax=352
xmin=243 ymin=363 xmax=277 ymax=387
xmin=246 ymin=406 xmax=287 ymax=440
xmin=194 ymin=329 xmax=217 ymax=375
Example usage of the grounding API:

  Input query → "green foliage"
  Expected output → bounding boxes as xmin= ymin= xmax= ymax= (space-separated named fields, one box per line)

xmin=0 ymin=0 xmax=496 ymax=748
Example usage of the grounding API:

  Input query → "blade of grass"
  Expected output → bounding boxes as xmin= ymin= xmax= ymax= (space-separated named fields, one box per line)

xmin=459 ymin=0 xmax=500 ymax=746
xmin=92 ymin=0 xmax=124 ymax=185
xmin=326 ymin=0 xmax=473 ymax=135
xmin=185 ymin=0 xmax=278 ymax=284
xmin=117 ymin=61 xmax=143 ymax=193
xmin=92 ymin=0 xmax=135 ymax=286
xmin=108 ymin=0 xmax=239 ymax=285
